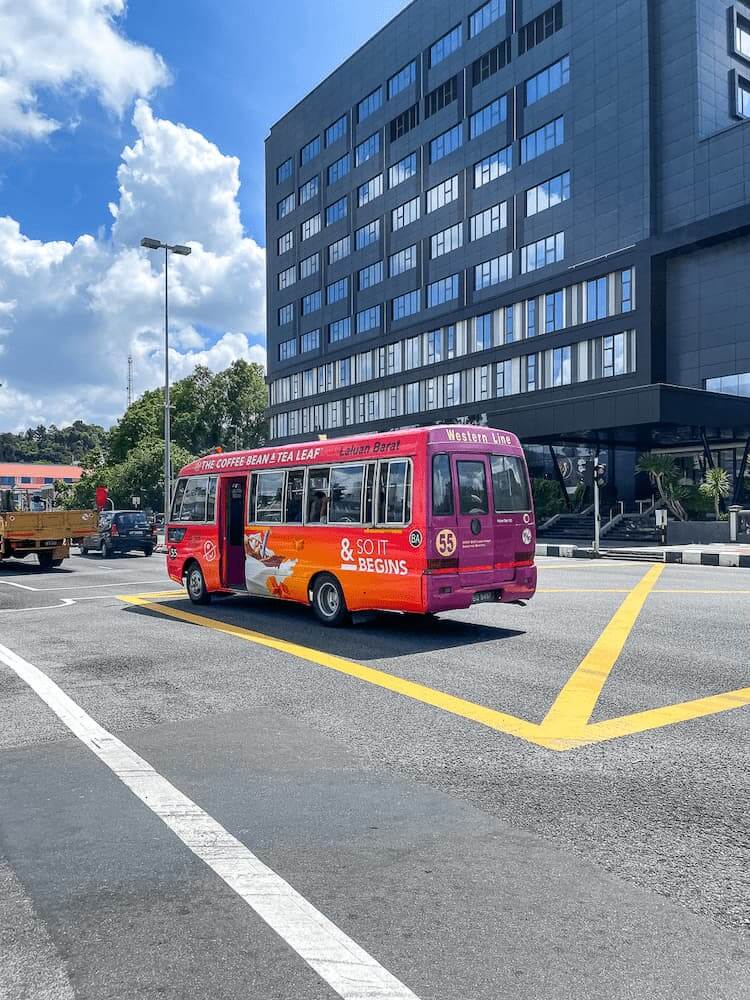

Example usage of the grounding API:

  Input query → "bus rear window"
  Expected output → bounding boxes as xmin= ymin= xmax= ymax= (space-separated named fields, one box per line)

xmin=457 ymin=461 xmax=489 ymax=516
xmin=491 ymin=455 xmax=531 ymax=512
xmin=432 ymin=454 xmax=454 ymax=516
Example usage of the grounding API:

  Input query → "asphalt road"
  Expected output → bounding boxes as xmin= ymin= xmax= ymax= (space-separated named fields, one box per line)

xmin=1 ymin=550 xmax=749 ymax=999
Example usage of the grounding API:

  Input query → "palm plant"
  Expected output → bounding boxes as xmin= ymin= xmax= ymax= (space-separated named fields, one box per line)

xmin=699 ymin=467 xmax=731 ymax=520
xmin=636 ymin=452 xmax=688 ymax=521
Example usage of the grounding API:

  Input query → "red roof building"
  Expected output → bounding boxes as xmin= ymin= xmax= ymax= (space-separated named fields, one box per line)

xmin=0 ymin=463 xmax=83 ymax=488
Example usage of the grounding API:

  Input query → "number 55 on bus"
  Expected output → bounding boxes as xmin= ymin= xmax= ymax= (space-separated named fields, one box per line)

xmin=166 ymin=425 xmax=537 ymax=626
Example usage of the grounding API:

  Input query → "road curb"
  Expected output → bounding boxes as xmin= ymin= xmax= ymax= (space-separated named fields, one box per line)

xmin=536 ymin=543 xmax=750 ymax=567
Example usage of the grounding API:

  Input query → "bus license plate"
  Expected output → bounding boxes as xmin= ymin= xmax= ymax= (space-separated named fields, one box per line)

xmin=472 ymin=590 xmax=499 ymax=605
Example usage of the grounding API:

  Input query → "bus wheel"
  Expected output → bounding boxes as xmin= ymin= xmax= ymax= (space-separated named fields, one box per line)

xmin=312 ymin=574 xmax=349 ymax=627
xmin=186 ymin=562 xmax=211 ymax=605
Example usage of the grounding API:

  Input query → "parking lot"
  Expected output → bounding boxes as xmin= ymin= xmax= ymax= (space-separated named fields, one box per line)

xmin=1 ymin=551 xmax=749 ymax=999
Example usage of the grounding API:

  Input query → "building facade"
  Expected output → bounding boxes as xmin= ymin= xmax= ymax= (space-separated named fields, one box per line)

xmin=265 ymin=0 xmax=750 ymax=499
xmin=0 ymin=463 xmax=83 ymax=488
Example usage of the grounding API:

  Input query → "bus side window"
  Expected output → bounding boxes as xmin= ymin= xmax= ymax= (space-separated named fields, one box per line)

xmin=377 ymin=460 xmax=412 ymax=525
xmin=255 ymin=471 xmax=285 ymax=523
xmin=432 ymin=455 xmax=453 ymax=516
xmin=363 ymin=464 xmax=376 ymax=524
xmin=329 ymin=465 xmax=365 ymax=523
xmin=285 ymin=469 xmax=305 ymax=524
xmin=206 ymin=477 xmax=218 ymax=522
xmin=171 ymin=478 xmax=187 ymax=521
xmin=181 ymin=477 xmax=210 ymax=521
xmin=306 ymin=468 xmax=330 ymax=523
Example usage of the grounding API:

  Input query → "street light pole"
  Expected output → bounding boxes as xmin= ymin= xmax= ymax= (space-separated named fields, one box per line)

xmin=140 ymin=237 xmax=192 ymax=523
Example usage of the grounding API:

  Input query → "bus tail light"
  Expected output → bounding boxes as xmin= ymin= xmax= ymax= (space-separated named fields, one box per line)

xmin=426 ymin=557 xmax=459 ymax=574
xmin=168 ymin=527 xmax=187 ymax=543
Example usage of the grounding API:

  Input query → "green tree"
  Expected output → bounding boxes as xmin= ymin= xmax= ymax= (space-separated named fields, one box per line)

xmin=108 ymin=389 xmax=163 ymax=463
xmin=107 ymin=439 xmax=194 ymax=512
xmin=699 ymin=467 xmax=731 ymax=520
xmin=636 ymin=452 xmax=687 ymax=521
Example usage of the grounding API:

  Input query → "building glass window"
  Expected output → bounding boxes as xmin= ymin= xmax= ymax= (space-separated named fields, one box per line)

xmin=390 ymin=104 xmax=419 ymax=142
xmin=326 ymin=196 xmax=348 ymax=226
xmin=425 ymin=77 xmax=458 ymax=119
xmin=301 ymin=135 xmax=321 ymax=165
xmin=737 ymin=76 xmax=750 ymax=118
xmin=278 ymin=303 xmax=294 ymax=326
xmin=328 ymin=235 xmax=351 ymax=264
xmin=470 ymin=0 xmax=506 ymax=37
xmin=426 ymin=175 xmax=459 ymax=213
xmin=475 ymin=253 xmax=512 ymax=290
xmin=328 ymin=153 xmax=351 ymax=185
xmin=430 ymin=222 xmax=463 ymax=259
xmin=527 ymin=299 xmax=537 ymax=338
xmin=358 ymin=87 xmax=382 ymax=123
xmin=521 ymin=232 xmax=565 ymax=274
xmin=545 ymin=290 xmax=564 ymax=332
xmin=329 ymin=317 xmax=352 ymax=343
xmin=430 ymin=24 xmax=462 ymax=67
xmin=358 ymin=260 xmax=383 ymax=290
xmin=358 ymin=174 xmax=383 ymax=207
xmin=389 ymin=244 xmax=417 ymax=277
xmin=388 ymin=61 xmax=417 ymax=99
xmin=603 ymin=333 xmax=626 ymax=378
xmin=392 ymin=290 xmax=421 ymax=321
xmin=299 ymin=253 xmax=320 ymax=280
xmin=622 ymin=268 xmax=633 ymax=312
xmin=474 ymin=146 xmax=512 ymax=187
xmin=736 ymin=13 xmax=750 ymax=59
xmin=355 ymin=219 xmax=381 ymax=250
xmin=277 ymin=158 xmax=293 ymax=184
xmin=392 ymin=195 xmax=421 ymax=231
xmin=299 ymin=176 xmax=320 ymax=205
xmin=278 ymin=230 xmax=294 ymax=255
xmin=526 ymin=171 xmax=571 ymax=216
xmin=279 ymin=338 xmax=297 ymax=361
xmin=326 ymin=277 xmax=349 ymax=305
xmin=704 ymin=372 xmax=750 ymax=397
xmin=472 ymin=39 xmax=512 ymax=86
xmin=426 ymin=274 xmax=459 ymax=308
xmin=325 ymin=114 xmax=347 ymax=147
xmin=278 ymin=265 xmax=296 ymax=291
xmin=356 ymin=305 xmax=382 ymax=334
xmin=474 ymin=314 xmax=492 ymax=351
xmin=587 ymin=277 xmax=608 ymax=321
xmin=355 ymin=132 xmax=380 ymax=167
xmin=525 ymin=55 xmax=570 ymax=106
xmin=470 ymin=96 xmax=507 ymax=139
xmin=427 ymin=330 xmax=443 ymax=364
xmin=505 ymin=305 xmax=514 ymax=343
xmin=300 ymin=329 xmax=320 ymax=353
xmin=470 ymin=203 xmax=505 ymax=240
xmin=552 ymin=345 xmax=572 ymax=386
xmin=389 ymin=152 xmax=418 ymax=188
xmin=430 ymin=124 xmax=463 ymax=163
xmin=300 ymin=214 xmax=321 ymax=241
xmin=518 ymin=2 xmax=563 ymax=55
xmin=520 ymin=116 xmax=564 ymax=163
xmin=302 ymin=290 xmax=321 ymax=315
xmin=277 ymin=193 xmax=295 ymax=220
xmin=526 ymin=354 xmax=537 ymax=392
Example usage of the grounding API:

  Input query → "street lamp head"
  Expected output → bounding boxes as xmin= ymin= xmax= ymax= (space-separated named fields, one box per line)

xmin=140 ymin=237 xmax=162 ymax=250
xmin=171 ymin=244 xmax=192 ymax=256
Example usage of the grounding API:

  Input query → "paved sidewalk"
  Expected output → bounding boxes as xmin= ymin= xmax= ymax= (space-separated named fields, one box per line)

xmin=537 ymin=541 xmax=750 ymax=566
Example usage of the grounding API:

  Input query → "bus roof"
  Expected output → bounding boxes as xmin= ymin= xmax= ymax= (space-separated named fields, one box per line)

xmin=178 ymin=425 xmax=522 ymax=479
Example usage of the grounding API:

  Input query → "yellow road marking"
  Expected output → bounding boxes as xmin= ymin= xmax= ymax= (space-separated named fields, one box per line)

xmin=119 ymin=564 xmax=750 ymax=753
xmin=541 ymin=565 xmax=664 ymax=734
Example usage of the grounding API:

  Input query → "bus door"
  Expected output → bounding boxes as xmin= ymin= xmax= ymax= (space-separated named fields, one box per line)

xmin=488 ymin=454 xmax=535 ymax=572
xmin=222 ymin=476 xmax=247 ymax=588
xmin=451 ymin=454 xmax=495 ymax=583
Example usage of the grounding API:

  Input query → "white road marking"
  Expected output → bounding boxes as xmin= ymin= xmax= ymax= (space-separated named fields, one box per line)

xmin=32 ymin=581 xmax=163 ymax=593
xmin=0 ymin=641 xmax=421 ymax=1000
xmin=0 ymin=597 xmax=115 ymax=613
xmin=0 ymin=579 xmax=38 ymax=591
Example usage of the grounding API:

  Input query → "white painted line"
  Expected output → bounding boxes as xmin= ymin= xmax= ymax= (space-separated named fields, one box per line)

xmin=34 ymin=581 xmax=164 ymax=593
xmin=0 ymin=641 xmax=421 ymax=1000
xmin=0 ymin=579 xmax=39 ymax=591
xmin=0 ymin=599 xmax=75 ymax=614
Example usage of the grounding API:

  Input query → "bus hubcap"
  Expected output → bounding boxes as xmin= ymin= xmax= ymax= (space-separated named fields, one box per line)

xmin=318 ymin=582 xmax=339 ymax=617
xmin=189 ymin=570 xmax=203 ymax=598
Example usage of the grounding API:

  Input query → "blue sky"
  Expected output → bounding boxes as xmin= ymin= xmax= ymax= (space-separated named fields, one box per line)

xmin=0 ymin=0 xmax=409 ymax=429
xmin=1 ymin=0 xmax=408 ymax=247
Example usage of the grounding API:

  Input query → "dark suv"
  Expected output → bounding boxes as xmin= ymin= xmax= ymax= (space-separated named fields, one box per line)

xmin=80 ymin=510 xmax=157 ymax=558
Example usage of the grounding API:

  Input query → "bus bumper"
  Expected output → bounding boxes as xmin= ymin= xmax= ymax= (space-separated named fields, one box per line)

xmin=424 ymin=564 xmax=537 ymax=613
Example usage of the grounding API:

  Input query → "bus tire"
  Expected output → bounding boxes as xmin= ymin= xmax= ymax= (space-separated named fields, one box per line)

xmin=311 ymin=574 xmax=349 ymax=627
xmin=185 ymin=562 xmax=211 ymax=605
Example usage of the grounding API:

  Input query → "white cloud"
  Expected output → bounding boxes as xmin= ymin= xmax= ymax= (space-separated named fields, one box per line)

xmin=0 ymin=0 xmax=169 ymax=139
xmin=0 ymin=103 xmax=266 ymax=429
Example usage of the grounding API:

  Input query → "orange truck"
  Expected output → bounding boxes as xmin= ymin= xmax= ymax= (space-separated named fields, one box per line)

xmin=0 ymin=490 xmax=97 ymax=569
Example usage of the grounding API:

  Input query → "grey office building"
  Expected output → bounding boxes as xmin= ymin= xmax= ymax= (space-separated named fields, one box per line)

xmin=265 ymin=0 xmax=750 ymax=502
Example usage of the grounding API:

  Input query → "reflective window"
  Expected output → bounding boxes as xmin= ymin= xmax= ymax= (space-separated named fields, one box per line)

xmin=457 ymin=461 xmax=489 ymax=515
xmin=299 ymin=176 xmax=319 ymax=205
xmin=521 ymin=116 xmax=564 ymax=163
xmin=299 ymin=252 xmax=319 ymax=279
xmin=470 ymin=96 xmax=507 ymax=139
xmin=355 ymin=132 xmax=380 ymax=167
xmin=180 ymin=477 xmax=209 ymax=521
xmin=470 ymin=203 xmax=505 ymax=241
xmin=521 ymin=232 xmax=565 ymax=274
xmin=170 ymin=479 xmax=187 ymax=520
xmin=328 ymin=235 xmax=351 ymax=264
xmin=526 ymin=171 xmax=571 ymax=216
xmin=525 ymin=55 xmax=570 ymax=106
xmin=390 ymin=105 xmax=419 ymax=142
xmin=470 ymin=0 xmax=505 ymax=37
xmin=519 ymin=2 xmax=563 ymax=55
xmin=475 ymin=253 xmax=512 ymax=290
xmin=330 ymin=465 xmax=364 ymax=522
xmin=430 ymin=123 xmax=463 ymax=163
xmin=326 ymin=276 xmax=349 ymax=304
xmin=491 ymin=456 xmax=531 ymax=512
xmin=430 ymin=223 xmax=463 ymax=259
xmin=307 ymin=468 xmax=331 ymax=522
xmin=326 ymin=196 xmax=348 ymax=226
xmin=285 ymin=469 xmax=305 ymax=523
xmin=301 ymin=135 xmax=321 ymax=165
xmin=472 ymin=38 xmax=512 ymax=86
xmin=389 ymin=61 xmax=417 ymax=99
xmin=356 ymin=305 xmax=382 ymax=334
xmin=430 ymin=24 xmax=462 ymax=67
xmin=277 ymin=158 xmax=293 ymax=184
xmin=279 ymin=338 xmax=297 ymax=361
xmin=474 ymin=146 xmax=512 ymax=187
xmin=328 ymin=153 xmax=351 ymax=185
xmin=426 ymin=175 xmax=459 ymax=213
xmin=278 ymin=266 xmax=296 ymax=291
xmin=587 ymin=276 xmax=608 ymax=320
xmin=389 ymin=152 xmax=417 ymax=188
xmin=358 ymin=261 xmax=383 ymax=290
xmin=300 ymin=329 xmax=320 ymax=353
xmin=277 ymin=193 xmax=295 ymax=220
xmin=377 ymin=460 xmax=412 ymax=523
xmin=432 ymin=455 xmax=454 ymax=516
xmin=278 ymin=230 xmax=293 ymax=255
xmin=278 ymin=303 xmax=294 ymax=326
xmin=392 ymin=195 xmax=420 ymax=231
xmin=325 ymin=115 xmax=347 ymax=147
xmin=358 ymin=87 xmax=382 ymax=123
xmin=426 ymin=274 xmax=459 ymax=308
xmin=425 ymin=77 xmax=458 ymax=119
xmin=358 ymin=174 xmax=383 ymax=207
xmin=389 ymin=244 xmax=417 ymax=277
xmin=392 ymin=290 xmax=420 ymax=321
xmin=355 ymin=219 xmax=380 ymax=250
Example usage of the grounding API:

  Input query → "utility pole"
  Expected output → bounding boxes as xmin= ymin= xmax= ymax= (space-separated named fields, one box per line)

xmin=127 ymin=355 xmax=134 ymax=408
xmin=593 ymin=456 xmax=601 ymax=555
